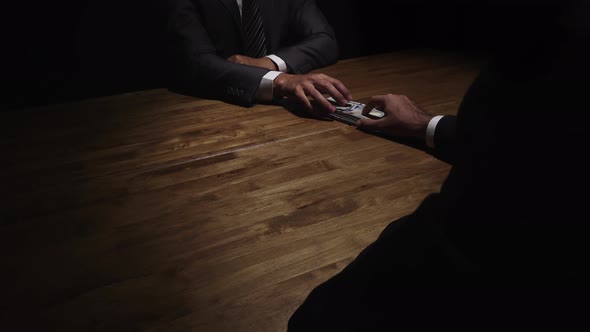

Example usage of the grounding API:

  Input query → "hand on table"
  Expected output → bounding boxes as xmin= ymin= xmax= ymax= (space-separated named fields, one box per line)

xmin=273 ymin=73 xmax=352 ymax=115
xmin=355 ymin=94 xmax=433 ymax=139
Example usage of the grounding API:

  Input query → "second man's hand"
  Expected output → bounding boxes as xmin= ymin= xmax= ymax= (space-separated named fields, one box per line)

xmin=273 ymin=73 xmax=352 ymax=115
xmin=356 ymin=94 xmax=433 ymax=140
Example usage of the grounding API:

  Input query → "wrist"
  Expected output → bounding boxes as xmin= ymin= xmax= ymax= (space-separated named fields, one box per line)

xmin=257 ymin=71 xmax=283 ymax=101
xmin=419 ymin=115 xmax=434 ymax=139
xmin=272 ymin=73 xmax=289 ymax=98
xmin=260 ymin=57 xmax=278 ymax=71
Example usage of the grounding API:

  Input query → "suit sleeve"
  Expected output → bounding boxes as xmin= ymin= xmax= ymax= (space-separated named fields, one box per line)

xmin=428 ymin=115 xmax=458 ymax=165
xmin=167 ymin=0 xmax=269 ymax=106
xmin=273 ymin=0 xmax=339 ymax=74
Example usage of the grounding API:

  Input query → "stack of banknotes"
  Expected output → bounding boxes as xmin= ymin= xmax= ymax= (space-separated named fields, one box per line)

xmin=327 ymin=97 xmax=385 ymax=125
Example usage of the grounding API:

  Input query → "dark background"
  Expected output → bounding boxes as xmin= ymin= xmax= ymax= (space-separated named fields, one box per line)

xmin=2 ymin=0 xmax=557 ymax=111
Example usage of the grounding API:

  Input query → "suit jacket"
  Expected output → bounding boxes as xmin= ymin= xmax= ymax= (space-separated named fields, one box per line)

xmin=167 ymin=0 xmax=339 ymax=106
xmin=419 ymin=22 xmax=589 ymax=284
xmin=288 ymin=13 xmax=590 ymax=329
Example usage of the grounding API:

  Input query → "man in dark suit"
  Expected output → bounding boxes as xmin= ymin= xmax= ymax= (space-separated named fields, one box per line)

xmin=288 ymin=2 xmax=589 ymax=330
xmin=168 ymin=0 xmax=351 ymax=113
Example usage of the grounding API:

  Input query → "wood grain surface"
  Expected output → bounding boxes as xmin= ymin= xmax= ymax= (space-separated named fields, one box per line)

xmin=0 ymin=50 xmax=482 ymax=331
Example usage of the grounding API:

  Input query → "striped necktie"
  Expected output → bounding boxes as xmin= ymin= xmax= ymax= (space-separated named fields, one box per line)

xmin=242 ymin=0 xmax=267 ymax=58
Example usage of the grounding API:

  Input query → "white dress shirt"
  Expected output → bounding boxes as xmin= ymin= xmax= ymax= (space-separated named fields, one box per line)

xmin=426 ymin=115 xmax=445 ymax=148
xmin=236 ymin=0 xmax=286 ymax=101
xmin=238 ymin=1 xmax=444 ymax=144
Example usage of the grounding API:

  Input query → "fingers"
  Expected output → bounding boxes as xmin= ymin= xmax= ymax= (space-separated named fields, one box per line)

xmin=305 ymin=84 xmax=335 ymax=113
xmin=297 ymin=74 xmax=351 ymax=106
xmin=293 ymin=87 xmax=312 ymax=112
xmin=304 ymin=74 xmax=349 ymax=112
xmin=362 ymin=95 xmax=386 ymax=115
xmin=315 ymin=81 xmax=347 ymax=106
xmin=278 ymin=73 xmax=350 ymax=114
xmin=327 ymin=77 xmax=353 ymax=102
xmin=355 ymin=117 xmax=383 ymax=130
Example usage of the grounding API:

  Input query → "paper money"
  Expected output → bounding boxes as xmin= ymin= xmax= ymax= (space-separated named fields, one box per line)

xmin=327 ymin=97 xmax=385 ymax=125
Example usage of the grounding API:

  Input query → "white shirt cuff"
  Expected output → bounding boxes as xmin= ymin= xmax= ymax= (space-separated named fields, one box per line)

xmin=426 ymin=115 xmax=444 ymax=149
xmin=265 ymin=54 xmax=288 ymax=72
xmin=256 ymin=71 xmax=282 ymax=102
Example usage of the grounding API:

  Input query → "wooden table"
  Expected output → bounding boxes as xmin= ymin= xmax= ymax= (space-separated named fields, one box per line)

xmin=1 ymin=50 xmax=481 ymax=331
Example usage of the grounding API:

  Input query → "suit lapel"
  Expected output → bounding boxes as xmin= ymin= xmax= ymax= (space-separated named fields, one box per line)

xmin=218 ymin=0 xmax=241 ymax=30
